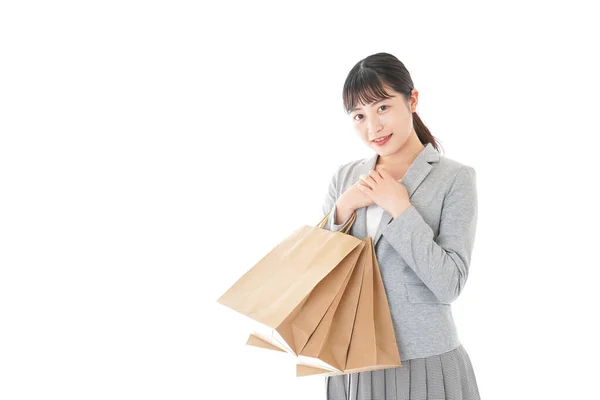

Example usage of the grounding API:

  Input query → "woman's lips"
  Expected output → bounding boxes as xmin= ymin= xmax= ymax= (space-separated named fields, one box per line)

xmin=372 ymin=133 xmax=392 ymax=146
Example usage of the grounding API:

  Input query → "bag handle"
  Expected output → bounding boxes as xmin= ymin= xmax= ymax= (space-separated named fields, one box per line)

xmin=317 ymin=208 xmax=357 ymax=234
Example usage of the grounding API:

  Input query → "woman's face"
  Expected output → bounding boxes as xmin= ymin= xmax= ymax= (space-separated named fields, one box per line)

xmin=349 ymin=86 xmax=418 ymax=156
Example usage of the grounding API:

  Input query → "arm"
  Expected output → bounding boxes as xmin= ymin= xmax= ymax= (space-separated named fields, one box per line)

xmin=381 ymin=166 xmax=478 ymax=304
xmin=329 ymin=203 xmax=352 ymax=231
xmin=321 ymin=167 xmax=353 ymax=232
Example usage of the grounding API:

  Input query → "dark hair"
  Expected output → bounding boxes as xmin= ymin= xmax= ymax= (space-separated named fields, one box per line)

xmin=342 ymin=52 xmax=441 ymax=153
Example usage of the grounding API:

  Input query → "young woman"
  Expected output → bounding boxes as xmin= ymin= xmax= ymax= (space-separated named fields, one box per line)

xmin=322 ymin=53 xmax=481 ymax=400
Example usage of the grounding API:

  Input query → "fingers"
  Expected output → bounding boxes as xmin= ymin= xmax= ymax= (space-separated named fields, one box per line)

xmin=358 ymin=174 xmax=373 ymax=190
xmin=377 ymin=168 xmax=389 ymax=178
xmin=368 ymin=169 xmax=382 ymax=181
xmin=360 ymin=170 xmax=381 ymax=183
xmin=359 ymin=169 xmax=383 ymax=191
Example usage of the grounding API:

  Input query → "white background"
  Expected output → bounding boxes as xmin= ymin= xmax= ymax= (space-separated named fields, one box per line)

xmin=1 ymin=1 xmax=599 ymax=399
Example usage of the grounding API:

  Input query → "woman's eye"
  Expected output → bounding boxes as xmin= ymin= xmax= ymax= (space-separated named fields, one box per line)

xmin=353 ymin=106 xmax=388 ymax=121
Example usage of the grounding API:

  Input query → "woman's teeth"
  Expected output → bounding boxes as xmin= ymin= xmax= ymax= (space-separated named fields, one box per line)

xmin=373 ymin=133 xmax=392 ymax=144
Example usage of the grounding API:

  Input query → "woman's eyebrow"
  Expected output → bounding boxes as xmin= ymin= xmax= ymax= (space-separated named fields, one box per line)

xmin=350 ymin=97 xmax=395 ymax=113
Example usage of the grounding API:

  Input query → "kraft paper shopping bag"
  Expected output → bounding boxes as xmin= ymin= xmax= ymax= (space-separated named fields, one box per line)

xmin=296 ymin=236 xmax=402 ymax=377
xmin=247 ymin=235 xmax=402 ymax=376
xmin=217 ymin=209 xmax=360 ymax=354
xmin=295 ymin=236 xmax=367 ymax=371
xmin=268 ymin=240 xmax=364 ymax=355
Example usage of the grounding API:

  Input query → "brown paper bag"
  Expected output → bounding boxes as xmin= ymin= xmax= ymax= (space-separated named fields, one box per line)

xmin=274 ymin=240 xmax=364 ymax=355
xmin=245 ymin=233 xmax=402 ymax=377
xmin=217 ymin=209 xmax=361 ymax=355
xmin=296 ymin=236 xmax=402 ymax=377
xmin=295 ymin=236 xmax=367 ymax=371
xmin=246 ymin=334 xmax=285 ymax=352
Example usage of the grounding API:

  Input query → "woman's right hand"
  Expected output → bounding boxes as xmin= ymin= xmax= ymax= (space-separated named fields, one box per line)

xmin=339 ymin=178 xmax=375 ymax=211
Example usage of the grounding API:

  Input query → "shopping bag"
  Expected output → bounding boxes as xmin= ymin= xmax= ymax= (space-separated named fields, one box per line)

xmin=243 ymin=209 xmax=402 ymax=376
xmin=296 ymin=236 xmax=402 ymax=377
xmin=246 ymin=333 xmax=285 ymax=352
xmin=283 ymin=240 xmax=363 ymax=355
xmin=217 ymin=209 xmax=361 ymax=355
xmin=294 ymin=234 xmax=366 ymax=371
xmin=265 ymin=238 xmax=364 ymax=355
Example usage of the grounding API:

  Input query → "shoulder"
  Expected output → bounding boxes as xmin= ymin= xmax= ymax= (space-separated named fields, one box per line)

xmin=325 ymin=157 xmax=366 ymax=196
xmin=436 ymin=153 xmax=476 ymax=181
xmin=434 ymin=154 xmax=477 ymax=198
xmin=329 ymin=157 xmax=364 ymax=180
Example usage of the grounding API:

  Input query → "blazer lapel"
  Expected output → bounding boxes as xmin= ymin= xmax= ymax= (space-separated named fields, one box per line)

xmin=352 ymin=142 xmax=441 ymax=246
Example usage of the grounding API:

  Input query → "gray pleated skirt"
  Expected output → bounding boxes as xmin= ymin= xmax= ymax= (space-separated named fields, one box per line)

xmin=325 ymin=343 xmax=480 ymax=400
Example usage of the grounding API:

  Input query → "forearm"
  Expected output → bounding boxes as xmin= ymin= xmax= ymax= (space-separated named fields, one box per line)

xmin=334 ymin=195 xmax=355 ymax=225
xmin=320 ymin=166 xmax=356 ymax=232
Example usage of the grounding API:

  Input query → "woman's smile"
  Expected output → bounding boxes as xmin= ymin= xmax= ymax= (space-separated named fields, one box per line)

xmin=372 ymin=133 xmax=393 ymax=146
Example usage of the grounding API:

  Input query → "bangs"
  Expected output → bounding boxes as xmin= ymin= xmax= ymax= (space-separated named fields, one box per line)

xmin=343 ymin=71 xmax=395 ymax=114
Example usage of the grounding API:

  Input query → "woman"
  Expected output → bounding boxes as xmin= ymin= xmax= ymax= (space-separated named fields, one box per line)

xmin=322 ymin=52 xmax=481 ymax=400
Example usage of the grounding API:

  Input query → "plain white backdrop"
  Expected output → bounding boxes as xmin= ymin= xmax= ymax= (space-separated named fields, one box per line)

xmin=1 ymin=1 xmax=599 ymax=399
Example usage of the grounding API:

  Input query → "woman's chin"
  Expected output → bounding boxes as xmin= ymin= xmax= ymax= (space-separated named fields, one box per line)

xmin=372 ymin=142 xmax=396 ymax=154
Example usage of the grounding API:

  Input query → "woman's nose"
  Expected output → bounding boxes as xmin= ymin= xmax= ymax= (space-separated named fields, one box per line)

xmin=367 ymin=119 xmax=384 ymax=136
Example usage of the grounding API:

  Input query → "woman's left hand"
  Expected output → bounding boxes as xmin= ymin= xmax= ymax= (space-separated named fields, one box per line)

xmin=357 ymin=168 xmax=411 ymax=218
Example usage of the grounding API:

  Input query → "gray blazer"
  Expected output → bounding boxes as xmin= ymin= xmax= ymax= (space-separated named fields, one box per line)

xmin=321 ymin=142 xmax=478 ymax=361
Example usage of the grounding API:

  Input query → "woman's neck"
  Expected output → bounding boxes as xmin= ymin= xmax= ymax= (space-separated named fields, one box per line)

xmin=376 ymin=135 xmax=424 ymax=170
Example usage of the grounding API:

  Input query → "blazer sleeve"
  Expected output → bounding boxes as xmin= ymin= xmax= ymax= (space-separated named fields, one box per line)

xmin=381 ymin=165 xmax=478 ymax=304
xmin=321 ymin=167 xmax=353 ymax=232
